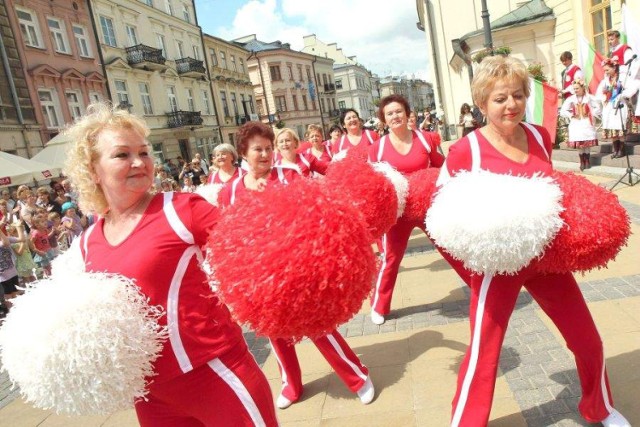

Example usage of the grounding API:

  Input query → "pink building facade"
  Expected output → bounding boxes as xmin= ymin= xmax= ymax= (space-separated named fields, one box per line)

xmin=8 ymin=0 xmax=108 ymax=143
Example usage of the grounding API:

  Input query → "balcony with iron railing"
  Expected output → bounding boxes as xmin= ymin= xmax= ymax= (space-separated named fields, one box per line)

xmin=176 ymin=57 xmax=206 ymax=78
xmin=125 ymin=44 xmax=167 ymax=71
xmin=166 ymin=110 xmax=203 ymax=128
xmin=324 ymin=83 xmax=336 ymax=93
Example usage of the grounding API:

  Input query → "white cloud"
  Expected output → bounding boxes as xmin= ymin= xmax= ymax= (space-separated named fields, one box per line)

xmin=213 ymin=0 xmax=431 ymax=79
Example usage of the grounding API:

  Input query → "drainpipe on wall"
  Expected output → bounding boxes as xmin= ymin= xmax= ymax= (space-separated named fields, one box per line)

xmin=0 ymin=29 xmax=33 ymax=157
xmin=422 ymin=0 xmax=447 ymax=139
xmin=311 ymin=56 xmax=325 ymax=132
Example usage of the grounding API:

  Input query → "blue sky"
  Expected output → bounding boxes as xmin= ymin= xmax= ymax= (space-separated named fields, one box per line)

xmin=193 ymin=0 xmax=431 ymax=80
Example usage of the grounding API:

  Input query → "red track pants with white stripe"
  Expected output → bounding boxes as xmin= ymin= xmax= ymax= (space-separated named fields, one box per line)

xmin=135 ymin=345 xmax=278 ymax=427
xmin=451 ymin=269 xmax=613 ymax=427
xmin=270 ymin=330 xmax=369 ymax=401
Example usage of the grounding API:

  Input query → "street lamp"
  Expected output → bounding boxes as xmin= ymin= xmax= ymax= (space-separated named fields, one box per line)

xmin=481 ymin=0 xmax=493 ymax=51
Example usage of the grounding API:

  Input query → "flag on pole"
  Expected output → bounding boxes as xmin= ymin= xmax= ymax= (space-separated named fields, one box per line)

xmin=577 ymin=35 xmax=605 ymax=94
xmin=525 ymin=77 xmax=559 ymax=142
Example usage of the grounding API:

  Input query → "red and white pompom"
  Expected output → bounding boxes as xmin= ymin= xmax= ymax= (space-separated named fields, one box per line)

xmin=206 ymin=179 xmax=377 ymax=341
xmin=426 ymin=170 xmax=564 ymax=275
xmin=402 ymin=168 xmax=440 ymax=223
xmin=0 ymin=254 xmax=166 ymax=415
xmin=324 ymin=157 xmax=398 ymax=239
xmin=370 ymin=161 xmax=409 ymax=218
xmin=195 ymin=183 xmax=225 ymax=207
xmin=534 ymin=172 xmax=630 ymax=274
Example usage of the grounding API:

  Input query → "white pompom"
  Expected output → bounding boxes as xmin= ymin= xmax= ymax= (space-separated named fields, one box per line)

xmin=426 ymin=170 xmax=564 ymax=275
xmin=195 ymin=183 xmax=224 ymax=207
xmin=50 ymin=237 xmax=85 ymax=277
xmin=0 ymin=272 xmax=167 ymax=415
xmin=370 ymin=161 xmax=409 ymax=218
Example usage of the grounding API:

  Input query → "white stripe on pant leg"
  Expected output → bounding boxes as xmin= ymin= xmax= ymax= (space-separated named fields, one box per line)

xmin=600 ymin=361 xmax=614 ymax=413
xmin=371 ymin=233 xmax=388 ymax=312
xmin=451 ymin=274 xmax=493 ymax=427
xmin=208 ymin=358 xmax=266 ymax=427
xmin=269 ymin=339 xmax=289 ymax=392
xmin=326 ymin=332 xmax=368 ymax=382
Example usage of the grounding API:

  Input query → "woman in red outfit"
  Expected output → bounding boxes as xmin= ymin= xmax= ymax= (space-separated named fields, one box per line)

xmin=207 ymin=143 xmax=244 ymax=185
xmin=303 ymin=124 xmax=333 ymax=163
xmin=437 ymin=56 xmax=629 ymax=427
xmin=273 ymin=128 xmax=329 ymax=178
xmin=65 ymin=104 xmax=278 ymax=427
xmin=219 ymin=121 xmax=375 ymax=410
xmin=332 ymin=109 xmax=379 ymax=158
xmin=368 ymin=95 xmax=445 ymax=325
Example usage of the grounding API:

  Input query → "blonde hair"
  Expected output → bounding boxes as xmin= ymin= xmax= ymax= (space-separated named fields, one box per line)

xmin=64 ymin=102 xmax=150 ymax=214
xmin=275 ymin=128 xmax=300 ymax=148
xmin=213 ymin=143 xmax=239 ymax=163
xmin=471 ymin=55 xmax=530 ymax=109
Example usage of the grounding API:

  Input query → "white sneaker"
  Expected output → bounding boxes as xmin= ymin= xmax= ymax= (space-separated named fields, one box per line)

xmin=356 ymin=377 xmax=375 ymax=404
xmin=602 ymin=409 xmax=631 ymax=427
xmin=276 ymin=393 xmax=293 ymax=409
xmin=371 ymin=311 xmax=385 ymax=325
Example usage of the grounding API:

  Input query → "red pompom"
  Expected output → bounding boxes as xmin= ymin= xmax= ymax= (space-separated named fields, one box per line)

xmin=324 ymin=157 xmax=398 ymax=239
xmin=402 ymin=168 xmax=440 ymax=223
xmin=206 ymin=179 xmax=377 ymax=341
xmin=534 ymin=172 xmax=631 ymax=274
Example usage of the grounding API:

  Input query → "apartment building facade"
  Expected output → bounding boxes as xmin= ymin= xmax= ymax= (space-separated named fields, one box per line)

xmin=234 ymin=35 xmax=330 ymax=139
xmin=92 ymin=0 xmax=218 ymax=163
xmin=0 ymin=1 xmax=40 ymax=158
xmin=203 ymin=34 xmax=256 ymax=146
xmin=379 ymin=77 xmax=435 ymax=112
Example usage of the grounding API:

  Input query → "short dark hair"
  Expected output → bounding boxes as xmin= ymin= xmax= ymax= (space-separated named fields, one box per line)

xmin=328 ymin=124 xmax=343 ymax=134
xmin=236 ymin=121 xmax=275 ymax=156
xmin=339 ymin=108 xmax=360 ymax=126
xmin=377 ymin=94 xmax=411 ymax=124
xmin=607 ymin=30 xmax=621 ymax=39
xmin=560 ymin=51 xmax=573 ymax=62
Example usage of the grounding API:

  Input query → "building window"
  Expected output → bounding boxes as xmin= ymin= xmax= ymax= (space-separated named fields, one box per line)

xmin=156 ymin=34 xmax=166 ymax=58
xmin=228 ymin=133 xmax=235 ymax=145
xmin=202 ymin=90 xmax=211 ymax=115
xmin=230 ymin=92 xmax=238 ymax=115
xmin=292 ymin=94 xmax=298 ymax=111
xmin=230 ymin=55 xmax=237 ymax=72
xmin=270 ymin=65 xmax=282 ymax=81
xmin=238 ymin=58 xmax=245 ymax=73
xmin=73 ymin=25 xmax=92 ymax=57
xmin=175 ymin=40 xmax=184 ymax=59
xmin=275 ymin=95 xmax=287 ymax=112
xmin=321 ymin=98 xmax=326 ymax=112
xmin=114 ymin=80 xmax=130 ymax=107
xmin=140 ymin=0 xmax=153 ymax=6
xmin=99 ymin=16 xmax=116 ymax=47
xmin=220 ymin=90 xmax=229 ymax=116
xmin=219 ymin=51 xmax=227 ymax=69
xmin=38 ymin=89 xmax=61 ymax=128
xmin=139 ymin=82 xmax=153 ymax=115
xmin=306 ymin=67 xmax=312 ymax=81
xmin=322 ymin=74 xmax=328 ymax=85
xmin=164 ymin=0 xmax=173 ymax=15
xmin=125 ymin=25 xmax=138 ymax=47
xmin=192 ymin=45 xmax=200 ymax=60
xmin=182 ymin=4 xmax=190 ymax=22
xmin=338 ymin=100 xmax=346 ymax=109
xmin=167 ymin=86 xmax=178 ymax=111
xmin=297 ymin=65 xmax=303 ymax=81
xmin=335 ymin=79 xmax=343 ymax=90
xmin=590 ymin=0 xmax=612 ymax=53
xmin=17 ymin=8 xmax=43 ymax=48
xmin=287 ymin=65 xmax=294 ymax=80
xmin=89 ymin=91 xmax=102 ymax=104
xmin=186 ymin=88 xmax=195 ymax=111
xmin=152 ymin=143 xmax=164 ymax=163
xmin=302 ymin=95 xmax=308 ymax=110
xmin=65 ymin=91 xmax=83 ymax=120
xmin=248 ymin=95 xmax=255 ymax=113
xmin=209 ymin=48 xmax=218 ymax=66
xmin=47 ymin=17 xmax=70 ymax=54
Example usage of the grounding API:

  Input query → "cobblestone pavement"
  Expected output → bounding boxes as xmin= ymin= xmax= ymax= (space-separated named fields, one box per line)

xmin=1 ymin=198 xmax=638 ymax=427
